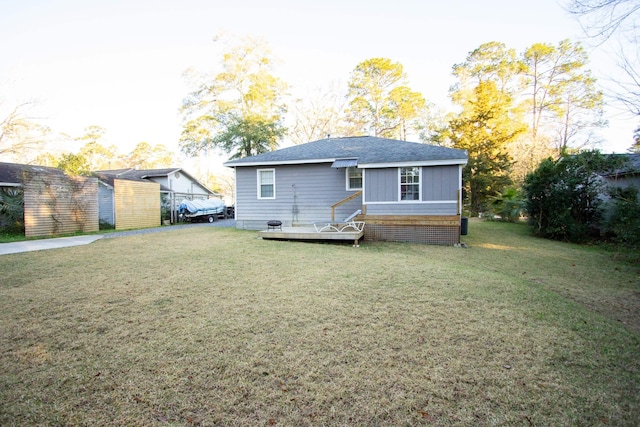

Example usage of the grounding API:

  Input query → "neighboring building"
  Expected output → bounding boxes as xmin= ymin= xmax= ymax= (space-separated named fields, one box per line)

xmin=224 ymin=136 xmax=468 ymax=245
xmin=95 ymin=167 xmax=217 ymax=199
xmin=94 ymin=168 xmax=218 ymax=226
xmin=92 ymin=172 xmax=162 ymax=227
xmin=0 ymin=162 xmax=66 ymax=189
xmin=0 ymin=162 xmax=99 ymax=237
xmin=603 ymin=153 xmax=640 ymax=196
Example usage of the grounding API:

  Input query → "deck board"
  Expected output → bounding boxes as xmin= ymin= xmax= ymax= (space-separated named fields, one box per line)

xmin=258 ymin=227 xmax=364 ymax=244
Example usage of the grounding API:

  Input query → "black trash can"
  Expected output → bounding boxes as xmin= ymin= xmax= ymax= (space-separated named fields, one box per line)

xmin=460 ymin=217 xmax=468 ymax=235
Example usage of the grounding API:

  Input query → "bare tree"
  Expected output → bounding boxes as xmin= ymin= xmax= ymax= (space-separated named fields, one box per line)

xmin=568 ymin=0 xmax=640 ymax=42
xmin=0 ymin=101 xmax=49 ymax=163
xmin=568 ymin=0 xmax=640 ymax=137
xmin=289 ymin=84 xmax=346 ymax=144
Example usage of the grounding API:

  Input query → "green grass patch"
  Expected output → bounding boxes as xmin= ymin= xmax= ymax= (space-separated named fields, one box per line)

xmin=1 ymin=221 xmax=639 ymax=425
xmin=0 ymin=230 xmax=26 ymax=243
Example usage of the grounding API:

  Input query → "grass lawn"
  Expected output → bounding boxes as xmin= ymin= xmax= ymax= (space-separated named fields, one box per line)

xmin=1 ymin=220 xmax=639 ymax=426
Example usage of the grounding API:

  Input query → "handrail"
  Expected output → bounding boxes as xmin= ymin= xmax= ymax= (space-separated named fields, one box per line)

xmin=331 ymin=190 xmax=363 ymax=221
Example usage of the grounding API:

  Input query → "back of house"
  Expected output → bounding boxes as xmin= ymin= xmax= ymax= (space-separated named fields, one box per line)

xmin=224 ymin=136 xmax=468 ymax=245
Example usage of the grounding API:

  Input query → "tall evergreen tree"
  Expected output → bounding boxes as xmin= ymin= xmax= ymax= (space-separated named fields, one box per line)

xmin=345 ymin=58 xmax=425 ymax=139
xmin=447 ymin=81 xmax=524 ymax=216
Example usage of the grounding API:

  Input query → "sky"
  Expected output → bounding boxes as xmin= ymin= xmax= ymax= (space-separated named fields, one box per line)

xmin=1 ymin=0 xmax=637 ymax=174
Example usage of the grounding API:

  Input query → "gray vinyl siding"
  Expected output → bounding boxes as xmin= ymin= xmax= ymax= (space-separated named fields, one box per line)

xmin=364 ymin=165 xmax=459 ymax=216
xmin=605 ymin=175 xmax=640 ymax=195
xmin=98 ymin=184 xmax=114 ymax=225
xmin=235 ymin=163 xmax=362 ymax=229
xmin=365 ymin=202 xmax=458 ymax=215
xmin=423 ymin=166 xmax=459 ymax=200
xmin=365 ymin=168 xmax=397 ymax=202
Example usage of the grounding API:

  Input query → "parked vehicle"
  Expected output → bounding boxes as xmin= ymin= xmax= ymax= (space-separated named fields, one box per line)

xmin=178 ymin=198 xmax=226 ymax=223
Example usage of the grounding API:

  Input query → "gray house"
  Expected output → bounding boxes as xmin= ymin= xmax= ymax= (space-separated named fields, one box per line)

xmin=224 ymin=136 xmax=468 ymax=245
xmin=603 ymin=153 xmax=640 ymax=194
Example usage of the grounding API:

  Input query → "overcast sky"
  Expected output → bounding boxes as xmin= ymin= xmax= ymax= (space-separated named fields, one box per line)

xmin=1 ymin=0 xmax=636 ymax=173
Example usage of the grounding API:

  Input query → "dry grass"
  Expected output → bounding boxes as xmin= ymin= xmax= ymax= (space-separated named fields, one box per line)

xmin=1 ymin=220 xmax=639 ymax=426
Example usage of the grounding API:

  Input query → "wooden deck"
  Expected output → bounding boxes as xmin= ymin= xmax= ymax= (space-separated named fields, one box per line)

xmin=258 ymin=226 xmax=364 ymax=246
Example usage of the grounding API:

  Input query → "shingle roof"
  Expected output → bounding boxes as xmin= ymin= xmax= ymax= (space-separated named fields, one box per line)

xmin=603 ymin=153 xmax=640 ymax=177
xmin=94 ymin=168 xmax=181 ymax=180
xmin=224 ymin=136 xmax=468 ymax=167
xmin=0 ymin=162 xmax=66 ymax=185
xmin=92 ymin=171 xmax=149 ymax=189
xmin=94 ymin=168 xmax=216 ymax=195
xmin=620 ymin=153 xmax=640 ymax=174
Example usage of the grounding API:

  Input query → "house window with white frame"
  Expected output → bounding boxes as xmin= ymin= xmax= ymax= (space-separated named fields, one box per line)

xmin=400 ymin=167 xmax=420 ymax=200
xmin=346 ymin=167 xmax=362 ymax=190
xmin=258 ymin=169 xmax=275 ymax=199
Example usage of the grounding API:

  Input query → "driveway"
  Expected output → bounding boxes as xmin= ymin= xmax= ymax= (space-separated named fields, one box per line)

xmin=0 ymin=220 xmax=236 ymax=255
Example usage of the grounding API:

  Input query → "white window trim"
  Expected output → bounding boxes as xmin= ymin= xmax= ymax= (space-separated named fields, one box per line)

xmin=345 ymin=167 xmax=363 ymax=191
xmin=257 ymin=168 xmax=276 ymax=199
xmin=398 ymin=166 xmax=422 ymax=202
xmin=367 ymin=200 xmax=457 ymax=205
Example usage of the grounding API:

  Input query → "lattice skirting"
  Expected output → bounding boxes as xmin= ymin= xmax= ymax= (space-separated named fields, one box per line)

xmin=364 ymin=223 xmax=460 ymax=245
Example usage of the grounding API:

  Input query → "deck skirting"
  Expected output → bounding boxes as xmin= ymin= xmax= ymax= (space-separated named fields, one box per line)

xmin=257 ymin=215 xmax=462 ymax=246
xmin=360 ymin=215 xmax=461 ymax=245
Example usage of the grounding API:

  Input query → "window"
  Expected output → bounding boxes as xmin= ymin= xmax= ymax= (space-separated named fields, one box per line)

xmin=400 ymin=167 xmax=420 ymax=200
xmin=347 ymin=167 xmax=362 ymax=190
xmin=258 ymin=169 xmax=275 ymax=199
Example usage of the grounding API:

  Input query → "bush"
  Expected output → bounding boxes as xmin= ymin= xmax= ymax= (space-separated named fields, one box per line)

xmin=486 ymin=188 xmax=526 ymax=222
xmin=0 ymin=187 xmax=24 ymax=234
xmin=523 ymin=151 xmax=626 ymax=243
xmin=605 ymin=186 xmax=640 ymax=248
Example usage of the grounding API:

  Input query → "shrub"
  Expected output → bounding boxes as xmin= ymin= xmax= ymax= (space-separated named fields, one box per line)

xmin=486 ymin=187 xmax=526 ymax=222
xmin=605 ymin=186 xmax=640 ymax=248
xmin=523 ymin=151 xmax=626 ymax=243
xmin=0 ymin=187 xmax=24 ymax=233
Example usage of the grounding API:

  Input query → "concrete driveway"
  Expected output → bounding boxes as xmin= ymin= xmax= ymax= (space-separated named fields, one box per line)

xmin=0 ymin=235 xmax=104 ymax=255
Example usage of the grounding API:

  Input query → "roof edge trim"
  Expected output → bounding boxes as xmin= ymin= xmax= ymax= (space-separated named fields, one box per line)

xmin=224 ymin=158 xmax=334 ymax=167
xmin=359 ymin=159 xmax=468 ymax=168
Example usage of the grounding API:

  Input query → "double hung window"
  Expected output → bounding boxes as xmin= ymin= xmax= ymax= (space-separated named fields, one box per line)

xmin=400 ymin=167 xmax=420 ymax=200
xmin=258 ymin=169 xmax=275 ymax=199
xmin=347 ymin=167 xmax=362 ymax=190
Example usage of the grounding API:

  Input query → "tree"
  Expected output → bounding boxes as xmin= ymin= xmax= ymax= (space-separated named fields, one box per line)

xmin=0 ymin=101 xmax=49 ymax=163
xmin=523 ymin=149 xmax=625 ymax=242
xmin=446 ymin=81 xmax=524 ymax=216
xmin=180 ymin=36 xmax=287 ymax=158
xmin=208 ymin=114 xmax=285 ymax=160
xmin=605 ymin=186 xmax=640 ymax=247
xmin=568 ymin=0 xmax=640 ymax=41
xmin=289 ymin=85 xmax=345 ymax=145
xmin=32 ymin=152 xmax=59 ymax=167
xmin=630 ymin=126 xmax=640 ymax=152
xmin=75 ymin=126 xmax=117 ymax=170
xmin=416 ymin=104 xmax=450 ymax=146
xmin=126 ymin=142 xmax=175 ymax=169
xmin=568 ymin=1 xmax=640 ymax=138
xmin=388 ymin=86 xmax=428 ymax=141
xmin=79 ymin=142 xmax=114 ymax=170
xmin=447 ymin=40 xmax=605 ymax=183
xmin=451 ymin=42 xmax=525 ymax=101
xmin=345 ymin=58 xmax=426 ymax=139
xmin=446 ymin=44 xmax=526 ymax=214
xmin=57 ymin=153 xmax=90 ymax=176
xmin=448 ymin=42 xmax=536 ymax=183
xmin=522 ymin=40 xmax=605 ymax=156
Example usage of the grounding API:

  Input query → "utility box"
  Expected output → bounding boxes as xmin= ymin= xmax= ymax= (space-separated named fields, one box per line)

xmin=460 ymin=217 xmax=468 ymax=235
